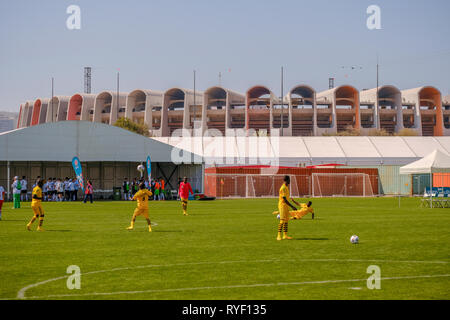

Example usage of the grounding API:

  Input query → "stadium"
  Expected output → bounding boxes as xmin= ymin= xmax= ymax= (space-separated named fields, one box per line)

xmin=16 ymin=86 xmax=450 ymax=137
xmin=0 ymin=0 xmax=449 ymax=306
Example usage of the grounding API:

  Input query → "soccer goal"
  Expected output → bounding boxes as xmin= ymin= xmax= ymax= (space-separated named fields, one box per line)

xmin=246 ymin=174 xmax=300 ymax=198
xmin=311 ymin=173 xmax=375 ymax=197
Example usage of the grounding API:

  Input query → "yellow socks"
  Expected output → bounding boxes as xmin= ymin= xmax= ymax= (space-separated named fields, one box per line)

xmin=277 ymin=223 xmax=283 ymax=240
xmin=277 ymin=222 xmax=292 ymax=240
xmin=283 ymin=222 xmax=292 ymax=240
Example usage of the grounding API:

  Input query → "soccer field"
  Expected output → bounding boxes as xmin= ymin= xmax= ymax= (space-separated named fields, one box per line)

xmin=0 ymin=197 xmax=449 ymax=300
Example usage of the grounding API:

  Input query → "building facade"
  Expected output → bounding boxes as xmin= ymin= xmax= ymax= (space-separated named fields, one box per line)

xmin=15 ymin=85 xmax=450 ymax=137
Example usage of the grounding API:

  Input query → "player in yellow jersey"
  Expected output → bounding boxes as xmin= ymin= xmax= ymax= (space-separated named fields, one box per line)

xmin=273 ymin=201 xmax=315 ymax=220
xmin=277 ymin=176 xmax=300 ymax=241
xmin=126 ymin=183 xmax=153 ymax=232
xmin=27 ymin=179 xmax=45 ymax=231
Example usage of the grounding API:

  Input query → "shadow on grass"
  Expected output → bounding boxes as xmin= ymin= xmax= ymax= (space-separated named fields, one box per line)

xmin=126 ymin=230 xmax=191 ymax=233
xmin=292 ymin=237 xmax=330 ymax=241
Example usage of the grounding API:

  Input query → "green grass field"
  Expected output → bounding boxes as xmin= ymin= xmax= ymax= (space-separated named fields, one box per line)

xmin=0 ymin=197 xmax=449 ymax=300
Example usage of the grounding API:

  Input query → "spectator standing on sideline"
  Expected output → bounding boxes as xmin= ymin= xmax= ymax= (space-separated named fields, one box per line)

xmin=64 ymin=178 xmax=71 ymax=201
xmin=122 ymin=178 xmax=130 ymax=201
xmin=160 ymin=178 xmax=165 ymax=200
xmin=73 ymin=178 xmax=79 ymax=201
xmin=154 ymin=179 xmax=160 ymax=200
xmin=20 ymin=176 xmax=28 ymax=202
xmin=83 ymin=180 xmax=94 ymax=204
xmin=67 ymin=179 xmax=74 ymax=201
xmin=42 ymin=179 xmax=49 ymax=201
xmin=11 ymin=176 xmax=21 ymax=209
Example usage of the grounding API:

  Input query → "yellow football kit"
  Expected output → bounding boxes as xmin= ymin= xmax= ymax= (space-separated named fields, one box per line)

xmin=31 ymin=186 xmax=44 ymax=217
xmin=278 ymin=183 xmax=290 ymax=222
xmin=273 ymin=203 xmax=314 ymax=220
xmin=132 ymin=189 xmax=153 ymax=219
xmin=27 ymin=186 xmax=44 ymax=231
xmin=127 ymin=189 xmax=153 ymax=232
xmin=276 ymin=183 xmax=293 ymax=240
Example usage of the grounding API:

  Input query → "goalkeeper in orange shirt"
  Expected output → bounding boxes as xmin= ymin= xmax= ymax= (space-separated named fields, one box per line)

xmin=273 ymin=201 xmax=315 ymax=220
xmin=126 ymin=183 xmax=153 ymax=232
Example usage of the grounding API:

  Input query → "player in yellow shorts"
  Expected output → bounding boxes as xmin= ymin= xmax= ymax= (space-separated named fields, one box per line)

xmin=277 ymin=176 xmax=300 ymax=241
xmin=27 ymin=179 xmax=45 ymax=231
xmin=273 ymin=201 xmax=314 ymax=220
xmin=126 ymin=183 xmax=153 ymax=232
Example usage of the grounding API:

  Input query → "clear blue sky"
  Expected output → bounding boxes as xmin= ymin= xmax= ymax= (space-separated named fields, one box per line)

xmin=0 ymin=0 xmax=449 ymax=111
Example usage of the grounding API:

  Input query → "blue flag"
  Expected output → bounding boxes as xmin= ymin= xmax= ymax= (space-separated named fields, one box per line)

xmin=72 ymin=156 xmax=85 ymax=193
xmin=146 ymin=156 xmax=152 ymax=181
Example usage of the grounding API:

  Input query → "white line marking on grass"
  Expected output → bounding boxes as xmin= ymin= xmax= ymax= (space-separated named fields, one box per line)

xmin=18 ymin=274 xmax=450 ymax=300
xmin=15 ymin=258 xmax=450 ymax=299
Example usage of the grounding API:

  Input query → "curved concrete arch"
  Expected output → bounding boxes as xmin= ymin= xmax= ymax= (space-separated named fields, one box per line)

xmin=31 ymin=99 xmax=43 ymax=126
xmin=246 ymin=85 xmax=276 ymax=135
xmin=444 ymin=95 xmax=450 ymax=131
xmin=37 ymin=98 xmax=50 ymax=125
xmin=20 ymin=102 xmax=29 ymax=128
xmin=286 ymin=84 xmax=317 ymax=136
xmin=161 ymin=88 xmax=204 ymax=137
xmin=68 ymin=94 xmax=96 ymax=122
xmin=360 ymin=85 xmax=403 ymax=134
xmin=202 ymin=86 xmax=245 ymax=135
xmin=46 ymin=97 xmax=58 ymax=123
xmin=24 ymin=101 xmax=34 ymax=127
xmin=317 ymin=85 xmax=360 ymax=134
xmin=17 ymin=105 xmax=23 ymax=128
xmin=93 ymin=91 xmax=128 ymax=125
xmin=402 ymin=86 xmax=443 ymax=136
xmin=45 ymin=96 xmax=70 ymax=123
xmin=125 ymin=89 xmax=163 ymax=134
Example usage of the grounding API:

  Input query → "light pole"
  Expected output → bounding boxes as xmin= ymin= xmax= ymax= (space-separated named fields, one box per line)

xmin=281 ymin=66 xmax=284 ymax=136
xmin=193 ymin=70 xmax=196 ymax=129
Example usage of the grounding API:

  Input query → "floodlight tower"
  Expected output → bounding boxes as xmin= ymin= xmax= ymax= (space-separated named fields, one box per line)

xmin=84 ymin=67 xmax=92 ymax=94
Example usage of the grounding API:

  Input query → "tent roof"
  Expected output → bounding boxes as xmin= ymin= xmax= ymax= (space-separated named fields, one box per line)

xmin=399 ymin=150 xmax=450 ymax=174
xmin=152 ymin=136 xmax=450 ymax=166
xmin=0 ymin=121 xmax=201 ymax=163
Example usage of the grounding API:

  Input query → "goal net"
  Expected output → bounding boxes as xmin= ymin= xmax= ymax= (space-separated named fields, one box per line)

xmin=207 ymin=174 xmax=302 ymax=198
xmin=247 ymin=174 xmax=300 ymax=198
xmin=312 ymin=173 xmax=375 ymax=197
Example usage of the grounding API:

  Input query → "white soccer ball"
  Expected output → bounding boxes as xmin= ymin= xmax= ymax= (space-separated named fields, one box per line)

xmin=350 ymin=235 xmax=359 ymax=244
xmin=137 ymin=164 xmax=145 ymax=174
xmin=277 ymin=214 xmax=280 ymax=220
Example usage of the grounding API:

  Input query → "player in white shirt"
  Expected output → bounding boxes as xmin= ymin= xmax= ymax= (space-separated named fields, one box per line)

xmin=55 ymin=179 xmax=63 ymax=202
xmin=20 ymin=176 xmax=28 ymax=202
xmin=42 ymin=180 xmax=49 ymax=201
xmin=64 ymin=178 xmax=71 ymax=201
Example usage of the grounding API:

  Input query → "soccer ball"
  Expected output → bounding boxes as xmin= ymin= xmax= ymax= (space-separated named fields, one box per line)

xmin=350 ymin=235 xmax=359 ymax=244
xmin=277 ymin=214 xmax=280 ymax=220
xmin=137 ymin=164 xmax=145 ymax=174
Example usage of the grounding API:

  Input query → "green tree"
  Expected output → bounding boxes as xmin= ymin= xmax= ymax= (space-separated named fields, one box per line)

xmin=114 ymin=117 xmax=150 ymax=137
xmin=368 ymin=128 xmax=391 ymax=136
xmin=396 ymin=128 xmax=419 ymax=136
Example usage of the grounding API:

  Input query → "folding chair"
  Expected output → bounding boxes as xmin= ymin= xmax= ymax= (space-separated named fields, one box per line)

xmin=421 ymin=188 xmax=431 ymax=208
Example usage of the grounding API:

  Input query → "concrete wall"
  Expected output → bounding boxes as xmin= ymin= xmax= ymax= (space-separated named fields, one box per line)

xmin=16 ymin=86 xmax=450 ymax=137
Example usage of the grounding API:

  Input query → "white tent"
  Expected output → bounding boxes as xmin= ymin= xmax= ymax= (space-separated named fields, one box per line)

xmin=400 ymin=149 xmax=450 ymax=208
xmin=399 ymin=150 xmax=450 ymax=175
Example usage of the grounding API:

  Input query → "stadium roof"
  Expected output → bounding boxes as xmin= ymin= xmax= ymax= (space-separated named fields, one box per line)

xmin=0 ymin=121 xmax=202 ymax=163
xmin=153 ymin=135 xmax=450 ymax=166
